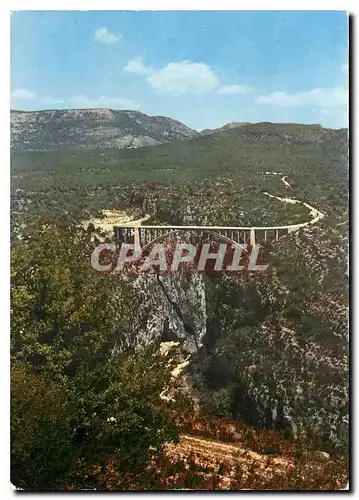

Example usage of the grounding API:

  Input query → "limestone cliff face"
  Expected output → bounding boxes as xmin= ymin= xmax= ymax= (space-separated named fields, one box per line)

xmin=11 ymin=109 xmax=198 ymax=151
xmin=193 ymin=223 xmax=348 ymax=450
xmin=129 ymin=273 xmax=207 ymax=353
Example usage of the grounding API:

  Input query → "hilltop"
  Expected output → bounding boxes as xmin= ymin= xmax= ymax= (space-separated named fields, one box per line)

xmin=200 ymin=122 xmax=250 ymax=135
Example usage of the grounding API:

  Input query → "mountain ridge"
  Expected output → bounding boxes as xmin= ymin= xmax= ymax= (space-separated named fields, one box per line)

xmin=10 ymin=108 xmax=198 ymax=151
xmin=11 ymin=108 xmax=347 ymax=152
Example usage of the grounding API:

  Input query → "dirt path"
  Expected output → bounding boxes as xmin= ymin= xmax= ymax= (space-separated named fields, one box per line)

xmin=170 ymin=434 xmax=292 ymax=468
xmin=164 ymin=434 xmax=294 ymax=485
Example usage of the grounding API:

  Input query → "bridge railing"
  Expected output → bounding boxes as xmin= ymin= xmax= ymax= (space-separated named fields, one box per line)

xmin=113 ymin=214 xmax=322 ymax=249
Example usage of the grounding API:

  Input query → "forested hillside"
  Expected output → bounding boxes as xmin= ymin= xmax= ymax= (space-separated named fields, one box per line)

xmin=12 ymin=122 xmax=348 ymax=225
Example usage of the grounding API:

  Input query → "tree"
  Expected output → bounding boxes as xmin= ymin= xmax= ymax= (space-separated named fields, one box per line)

xmin=11 ymin=219 xmax=179 ymax=489
xmin=11 ymin=218 xmax=135 ymax=379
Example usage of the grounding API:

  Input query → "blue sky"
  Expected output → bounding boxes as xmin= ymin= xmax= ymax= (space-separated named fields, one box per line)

xmin=11 ymin=10 xmax=348 ymax=130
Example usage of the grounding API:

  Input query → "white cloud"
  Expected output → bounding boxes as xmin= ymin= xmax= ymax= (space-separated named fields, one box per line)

xmin=341 ymin=63 xmax=349 ymax=74
xmin=94 ymin=27 xmax=121 ymax=44
xmin=68 ymin=95 xmax=140 ymax=110
xmin=147 ymin=61 xmax=219 ymax=95
xmin=11 ymin=88 xmax=37 ymax=99
xmin=218 ymin=84 xmax=252 ymax=95
xmin=124 ymin=57 xmax=153 ymax=76
xmin=256 ymin=87 xmax=348 ymax=109
xmin=124 ymin=58 xmax=253 ymax=97
xmin=41 ymin=97 xmax=65 ymax=105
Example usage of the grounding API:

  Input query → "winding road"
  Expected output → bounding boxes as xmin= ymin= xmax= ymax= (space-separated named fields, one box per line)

xmin=262 ymin=171 xmax=325 ymax=229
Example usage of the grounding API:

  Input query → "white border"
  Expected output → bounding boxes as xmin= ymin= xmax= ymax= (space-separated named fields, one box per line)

xmin=2 ymin=3 xmax=354 ymax=497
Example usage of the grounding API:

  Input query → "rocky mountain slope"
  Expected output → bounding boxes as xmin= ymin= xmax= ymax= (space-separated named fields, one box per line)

xmin=11 ymin=109 xmax=198 ymax=151
xmin=200 ymin=121 xmax=250 ymax=135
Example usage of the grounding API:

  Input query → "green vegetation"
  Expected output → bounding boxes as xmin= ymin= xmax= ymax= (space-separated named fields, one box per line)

xmin=11 ymin=221 xmax=179 ymax=489
xmin=11 ymin=125 xmax=348 ymax=227
xmin=11 ymin=123 xmax=349 ymax=490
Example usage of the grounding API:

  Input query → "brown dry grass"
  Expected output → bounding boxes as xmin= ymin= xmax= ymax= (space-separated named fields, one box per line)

xmin=76 ymin=415 xmax=348 ymax=491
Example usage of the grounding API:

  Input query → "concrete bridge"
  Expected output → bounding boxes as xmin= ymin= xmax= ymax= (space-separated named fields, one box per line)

xmin=113 ymin=222 xmax=308 ymax=252
xmin=113 ymin=181 xmax=325 ymax=252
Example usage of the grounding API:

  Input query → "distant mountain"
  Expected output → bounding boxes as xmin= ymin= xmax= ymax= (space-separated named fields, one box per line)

xmin=11 ymin=109 xmax=347 ymax=152
xmin=11 ymin=109 xmax=198 ymax=151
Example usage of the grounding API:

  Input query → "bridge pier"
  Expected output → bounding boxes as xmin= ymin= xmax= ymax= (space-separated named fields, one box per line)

xmin=250 ymin=228 xmax=256 ymax=246
xmin=133 ymin=228 xmax=141 ymax=249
